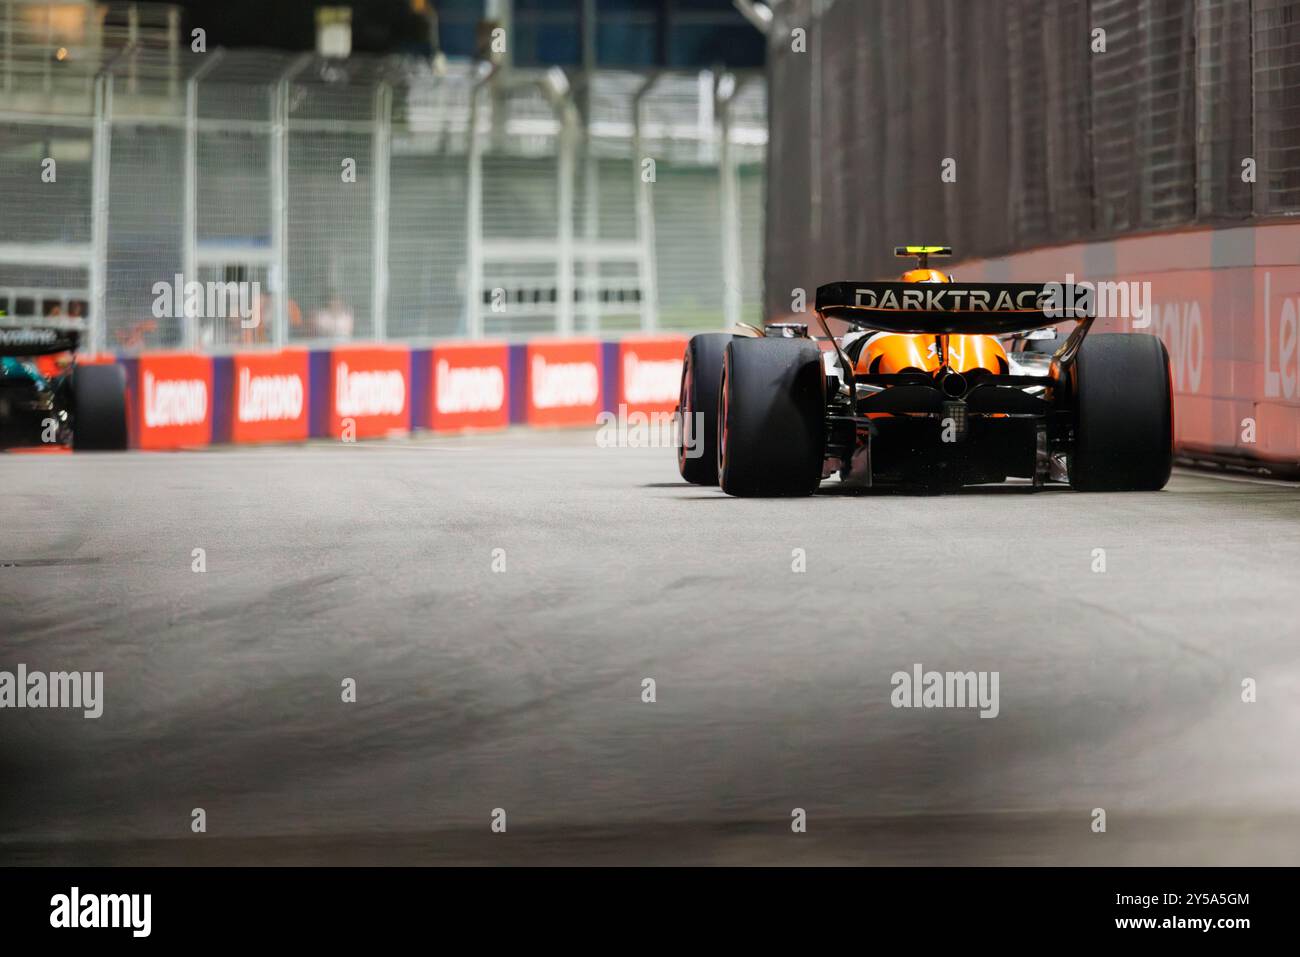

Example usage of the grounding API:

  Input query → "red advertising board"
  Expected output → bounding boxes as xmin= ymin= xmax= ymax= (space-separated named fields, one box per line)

xmin=231 ymin=349 xmax=310 ymax=444
xmin=618 ymin=336 xmax=687 ymax=415
xmin=329 ymin=346 xmax=410 ymax=439
xmin=136 ymin=352 xmax=213 ymax=450
xmin=1255 ymin=262 xmax=1300 ymax=461
xmin=952 ymin=223 xmax=1300 ymax=466
xmin=429 ymin=341 xmax=509 ymax=432
xmin=525 ymin=339 xmax=603 ymax=427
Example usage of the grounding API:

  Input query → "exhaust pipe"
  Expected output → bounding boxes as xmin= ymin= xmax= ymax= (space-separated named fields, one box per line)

xmin=939 ymin=370 xmax=968 ymax=398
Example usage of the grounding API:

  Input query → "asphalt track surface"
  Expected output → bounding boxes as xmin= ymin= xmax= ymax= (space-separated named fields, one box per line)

xmin=2 ymin=431 xmax=1299 ymax=865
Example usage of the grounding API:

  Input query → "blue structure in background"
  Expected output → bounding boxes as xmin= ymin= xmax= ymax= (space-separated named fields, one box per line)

xmin=435 ymin=0 xmax=765 ymax=69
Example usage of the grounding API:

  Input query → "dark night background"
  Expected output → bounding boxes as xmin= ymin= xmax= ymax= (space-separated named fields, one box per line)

xmin=171 ymin=0 xmax=765 ymax=67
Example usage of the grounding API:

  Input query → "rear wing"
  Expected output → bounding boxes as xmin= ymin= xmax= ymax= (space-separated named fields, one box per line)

xmin=815 ymin=281 xmax=1090 ymax=335
xmin=0 ymin=325 xmax=81 ymax=356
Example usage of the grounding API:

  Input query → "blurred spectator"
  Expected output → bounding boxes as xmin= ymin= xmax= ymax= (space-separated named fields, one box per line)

xmin=311 ymin=294 xmax=354 ymax=339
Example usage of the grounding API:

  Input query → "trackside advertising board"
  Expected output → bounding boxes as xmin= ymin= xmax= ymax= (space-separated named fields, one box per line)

xmin=230 ymin=350 xmax=310 ymax=444
xmin=525 ymin=339 xmax=603 ymax=427
xmin=99 ymin=279 xmax=1297 ymax=471
xmin=618 ymin=336 xmax=687 ymax=415
xmin=135 ymin=353 xmax=213 ymax=450
xmin=951 ymin=222 xmax=1300 ymax=467
xmin=429 ymin=342 xmax=509 ymax=432
xmin=330 ymin=346 xmax=410 ymax=439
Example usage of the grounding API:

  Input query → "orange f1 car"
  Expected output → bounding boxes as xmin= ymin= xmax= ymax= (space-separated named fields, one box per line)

xmin=676 ymin=246 xmax=1173 ymax=496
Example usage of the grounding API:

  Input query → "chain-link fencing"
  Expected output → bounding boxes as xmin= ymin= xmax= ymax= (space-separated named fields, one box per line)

xmin=0 ymin=4 xmax=766 ymax=352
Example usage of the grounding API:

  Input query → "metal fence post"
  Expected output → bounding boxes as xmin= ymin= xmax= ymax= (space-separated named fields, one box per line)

xmin=465 ymin=72 xmax=490 ymax=340
xmin=183 ymin=49 xmax=224 ymax=351
xmin=270 ymin=75 xmax=287 ymax=347
xmin=126 ymin=4 xmax=138 ymax=95
xmin=580 ymin=7 xmax=600 ymax=334
xmin=167 ymin=6 xmax=179 ymax=101
xmin=582 ymin=106 xmax=599 ymax=333
xmin=371 ymin=80 xmax=392 ymax=341
xmin=809 ymin=0 xmax=823 ymax=244
xmin=717 ymin=74 xmax=742 ymax=332
xmin=271 ymin=54 xmax=310 ymax=348
xmin=89 ymin=73 xmax=112 ymax=355
xmin=41 ymin=0 xmax=51 ymax=93
xmin=4 ymin=1 xmax=13 ymax=95
xmin=633 ymin=73 xmax=660 ymax=332
xmin=556 ymin=98 xmax=577 ymax=337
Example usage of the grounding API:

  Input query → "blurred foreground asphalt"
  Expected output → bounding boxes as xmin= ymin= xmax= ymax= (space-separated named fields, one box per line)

xmin=2 ymin=431 xmax=1299 ymax=864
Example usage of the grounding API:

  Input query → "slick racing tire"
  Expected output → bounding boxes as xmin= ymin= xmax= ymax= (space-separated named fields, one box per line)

xmin=1069 ymin=333 xmax=1173 ymax=492
xmin=718 ymin=337 xmax=825 ymax=497
xmin=72 ymin=363 xmax=129 ymax=451
xmin=677 ymin=333 xmax=734 ymax=485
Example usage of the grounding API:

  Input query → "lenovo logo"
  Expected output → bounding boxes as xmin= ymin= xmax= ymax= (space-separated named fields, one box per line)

xmin=335 ymin=361 xmax=405 ymax=417
xmin=237 ymin=368 xmax=304 ymax=423
xmin=142 ymin=371 xmax=207 ymax=428
xmin=1264 ymin=272 xmax=1300 ymax=400
xmin=435 ymin=359 xmax=505 ymax=414
xmin=1151 ymin=300 xmax=1204 ymax=393
xmin=531 ymin=355 xmax=599 ymax=409
xmin=622 ymin=352 xmax=681 ymax=405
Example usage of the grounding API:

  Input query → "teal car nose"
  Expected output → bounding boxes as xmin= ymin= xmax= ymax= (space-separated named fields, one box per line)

xmin=0 ymin=356 xmax=48 ymax=391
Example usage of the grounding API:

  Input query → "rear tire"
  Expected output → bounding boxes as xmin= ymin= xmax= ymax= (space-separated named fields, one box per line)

xmin=72 ymin=363 xmax=128 ymax=451
xmin=718 ymin=337 xmax=825 ymax=497
xmin=677 ymin=333 xmax=733 ymax=485
xmin=1069 ymin=333 xmax=1172 ymax=491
